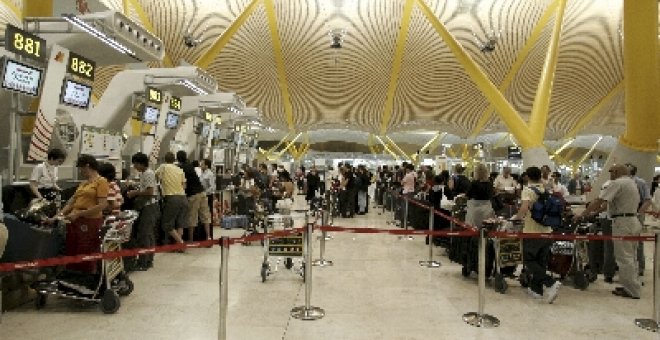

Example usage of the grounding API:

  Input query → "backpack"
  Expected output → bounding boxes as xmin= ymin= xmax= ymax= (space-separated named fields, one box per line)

xmin=529 ymin=187 xmax=564 ymax=228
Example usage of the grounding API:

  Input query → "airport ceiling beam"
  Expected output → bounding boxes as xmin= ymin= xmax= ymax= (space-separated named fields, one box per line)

xmin=2 ymin=0 xmax=21 ymax=19
xmin=126 ymin=0 xmax=174 ymax=67
xmin=563 ymin=81 xmax=623 ymax=139
xmin=416 ymin=0 xmax=534 ymax=148
xmin=384 ymin=136 xmax=413 ymax=161
xmin=573 ymin=136 xmax=603 ymax=171
xmin=379 ymin=0 xmax=415 ymax=136
xmin=264 ymin=0 xmax=295 ymax=131
xmin=259 ymin=131 xmax=292 ymax=157
xmin=469 ymin=0 xmax=560 ymax=138
xmin=195 ymin=0 xmax=261 ymax=69
xmin=374 ymin=135 xmax=400 ymax=160
xmin=528 ymin=0 xmax=567 ymax=145
xmin=275 ymin=132 xmax=303 ymax=157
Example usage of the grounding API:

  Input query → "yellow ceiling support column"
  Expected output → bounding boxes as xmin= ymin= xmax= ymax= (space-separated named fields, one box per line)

xmin=258 ymin=132 xmax=292 ymax=156
xmin=620 ymin=0 xmax=660 ymax=152
xmin=23 ymin=0 xmax=52 ymax=17
xmin=264 ymin=0 xmax=295 ymax=131
xmin=374 ymin=136 xmax=400 ymax=160
xmin=416 ymin=0 xmax=533 ymax=147
xmin=122 ymin=0 xmax=130 ymax=15
xmin=384 ymin=136 xmax=413 ymax=161
xmin=379 ymin=0 xmax=416 ymax=135
xmin=493 ymin=133 xmax=511 ymax=149
xmin=195 ymin=0 xmax=261 ymax=69
xmin=126 ymin=0 xmax=174 ymax=67
xmin=549 ymin=138 xmax=574 ymax=160
xmin=528 ymin=0 xmax=567 ymax=145
xmin=573 ymin=136 xmax=603 ymax=171
xmin=469 ymin=0 xmax=560 ymax=137
xmin=563 ymin=81 xmax=623 ymax=139
xmin=275 ymin=132 xmax=302 ymax=157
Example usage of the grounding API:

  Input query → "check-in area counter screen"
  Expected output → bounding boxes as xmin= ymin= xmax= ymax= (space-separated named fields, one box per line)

xmin=1 ymin=59 xmax=42 ymax=96
xmin=201 ymin=124 xmax=210 ymax=138
xmin=165 ymin=112 xmax=180 ymax=129
xmin=60 ymin=79 xmax=92 ymax=109
xmin=143 ymin=106 xmax=160 ymax=124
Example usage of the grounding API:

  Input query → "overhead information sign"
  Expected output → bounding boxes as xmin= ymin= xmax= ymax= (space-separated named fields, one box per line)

xmin=147 ymin=86 xmax=162 ymax=104
xmin=169 ymin=96 xmax=182 ymax=111
xmin=5 ymin=24 xmax=47 ymax=62
xmin=67 ymin=52 xmax=95 ymax=81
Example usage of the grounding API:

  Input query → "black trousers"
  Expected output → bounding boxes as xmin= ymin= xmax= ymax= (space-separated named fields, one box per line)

xmin=136 ymin=204 xmax=158 ymax=267
xmin=523 ymin=238 xmax=556 ymax=295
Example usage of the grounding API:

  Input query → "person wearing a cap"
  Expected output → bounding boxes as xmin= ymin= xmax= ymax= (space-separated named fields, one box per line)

xmin=576 ymin=164 xmax=642 ymax=299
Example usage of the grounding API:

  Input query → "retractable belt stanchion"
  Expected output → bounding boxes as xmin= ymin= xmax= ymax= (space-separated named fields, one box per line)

xmin=635 ymin=230 xmax=660 ymax=332
xmin=399 ymin=196 xmax=413 ymax=240
xmin=291 ymin=215 xmax=325 ymax=320
xmin=313 ymin=210 xmax=334 ymax=267
xmin=218 ymin=237 xmax=230 ymax=340
xmin=463 ymin=226 xmax=500 ymax=328
xmin=419 ymin=206 xmax=441 ymax=268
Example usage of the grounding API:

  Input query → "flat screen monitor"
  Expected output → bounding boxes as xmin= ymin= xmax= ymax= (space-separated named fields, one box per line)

xmin=165 ymin=112 xmax=180 ymax=129
xmin=201 ymin=124 xmax=210 ymax=138
xmin=60 ymin=79 xmax=92 ymax=109
xmin=142 ymin=105 xmax=160 ymax=124
xmin=1 ymin=59 xmax=43 ymax=96
xmin=508 ymin=146 xmax=522 ymax=160
xmin=194 ymin=122 xmax=203 ymax=135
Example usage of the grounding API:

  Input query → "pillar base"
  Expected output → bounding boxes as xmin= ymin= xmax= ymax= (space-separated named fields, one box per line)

xmin=522 ymin=146 xmax=554 ymax=169
xmin=587 ymin=142 xmax=657 ymax=201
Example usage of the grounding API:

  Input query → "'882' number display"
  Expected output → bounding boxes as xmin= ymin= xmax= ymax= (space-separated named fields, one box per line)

xmin=67 ymin=52 xmax=95 ymax=81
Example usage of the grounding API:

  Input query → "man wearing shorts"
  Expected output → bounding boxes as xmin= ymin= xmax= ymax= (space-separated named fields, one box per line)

xmin=176 ymin=151 xmax=212 ymax=242
xmin=155 ymin=152 xmax=187 ymax=246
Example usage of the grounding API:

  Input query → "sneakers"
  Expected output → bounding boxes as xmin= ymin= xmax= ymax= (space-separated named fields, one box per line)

xmin=527 ymin=288 xmax=542 ymax=299
xmin=545 ymin=281 xmax=561 ymax=304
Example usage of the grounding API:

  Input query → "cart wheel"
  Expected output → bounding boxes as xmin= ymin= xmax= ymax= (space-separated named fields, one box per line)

xmin=519 ymin=270 xmax=530 ymax=288
xmin=493 ymin=274 xmax=508 ymax=294
xmin=117 ymin=277 xmax=134 ymax=297
xmin=285 ymin=258 xmax=294 ymax=270
xmin=35 ymin=293 xmax=47 ymax=309
xmin=461 ymin=266 xmax=470 ymax=278
xmin=586 ymin=269 xmax=598 ymax=283
xmin=573 ymin=271 xmax=589 ymax=290
xmin=101 ymin=290 xmax=121 ymax=314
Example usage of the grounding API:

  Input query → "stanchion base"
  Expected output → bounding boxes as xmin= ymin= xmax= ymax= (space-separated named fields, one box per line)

xmin=312 ymin=259 xmax=334 ymax=267
xmin=317 ymin=235 xmax=333 ymax=241
xmin=398 ymin=235 xmax=414 ymax=241
xmin=462 ymin=312 xmax=500 ymax=328
xmin=419 ymin=260 xmax=441 ymax=268
xmin=291 ymin=306 xmax=325 ymax=320
xmin=635 ymin=319 xmax=659 ymax=332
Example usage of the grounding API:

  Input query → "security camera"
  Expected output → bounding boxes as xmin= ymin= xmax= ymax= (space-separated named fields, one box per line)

xmin=183 ymin=34 xmax=201 ymax=48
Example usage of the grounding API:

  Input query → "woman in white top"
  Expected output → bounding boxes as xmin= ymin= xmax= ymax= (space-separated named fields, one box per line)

xmin=29 ymin=148 xmax=66 ymax=200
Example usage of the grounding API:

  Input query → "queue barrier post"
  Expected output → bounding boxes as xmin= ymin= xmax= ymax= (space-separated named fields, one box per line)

xmin=218 ymin=237 xmax=230 ymax=340
xmin=635 ymin=231 xmax=660 ymax=332
xmin=291 ymin=221 xmax=325 ymax=320
xmin=313 ymin=210 xmax=334 ymax=267
xmin=463 ymin=226 xmax=500 ymax=327
xmin=419 ymin=205 xmax=441 ymax=268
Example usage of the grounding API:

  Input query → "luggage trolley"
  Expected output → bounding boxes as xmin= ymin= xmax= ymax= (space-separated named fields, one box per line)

xmin=32 ymin=210 xmax=139 ymax=314
xmin=260 ymin=210 xmax=306 ymax=282
xmin=487 ymin=219 xmax=524 ymax=294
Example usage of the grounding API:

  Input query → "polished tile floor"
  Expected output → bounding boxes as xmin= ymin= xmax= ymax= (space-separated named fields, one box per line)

xmin=0 ymin=197 xmax=657 ymax=340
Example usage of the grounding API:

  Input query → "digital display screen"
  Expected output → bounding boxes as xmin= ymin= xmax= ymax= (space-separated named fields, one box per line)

xmin=201 ymin=124 xmax=210 ymax=138
xmin=169 ymin=96 xmax=182 ymax=111
xmin=508 ymin=146 xmax=522 ymax=160
xmin=5 ymin=24 xmax=47 ymax=62
xmin=1 ymin=59 xmax=43 ymax=96
xmin=165 ymin=112 xmax=180 ymax=129
xmin=60 ymin=79 xmax=92 ymax=109
xmin=147 ymin=87 xmax=162 ymax=104
xmin=142 ymin=106 xmax=160 ymax=124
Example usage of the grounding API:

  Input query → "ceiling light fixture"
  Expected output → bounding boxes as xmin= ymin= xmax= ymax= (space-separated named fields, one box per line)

xmin=63 ymin=14 xmax=138 ymax=58
xmin=473 ymin=29 xmax=501 ymax=53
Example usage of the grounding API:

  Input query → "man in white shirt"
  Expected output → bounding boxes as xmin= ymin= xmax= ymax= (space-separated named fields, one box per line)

xmin=493 ymin=167 xmax=517 ymax=193
xmin=29 ymin=148 xmax=66 ymax=200
xmin=550 ymin=172 xmax=569 ymax=197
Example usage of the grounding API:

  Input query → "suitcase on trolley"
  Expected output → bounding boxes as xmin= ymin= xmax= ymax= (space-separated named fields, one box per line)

xmin=221 ymin=215 xmax=249 ymax=229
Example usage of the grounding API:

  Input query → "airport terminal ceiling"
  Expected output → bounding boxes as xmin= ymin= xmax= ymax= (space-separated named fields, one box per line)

xmin=0 ymin=0 xmax=651 ymax=147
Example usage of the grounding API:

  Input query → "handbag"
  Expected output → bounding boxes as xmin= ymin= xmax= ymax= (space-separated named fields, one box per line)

xmin=491 ymin=195 xmax=504 ymax=212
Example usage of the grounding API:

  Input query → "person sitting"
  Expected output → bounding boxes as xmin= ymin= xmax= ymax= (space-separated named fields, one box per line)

xmin=29 ymin=148 xmax=66 ymax=201
xmin=54 ymin=154 xmax=108 ymax=274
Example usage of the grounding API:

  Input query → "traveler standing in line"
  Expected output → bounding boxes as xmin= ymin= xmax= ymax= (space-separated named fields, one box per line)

xmin=176 ymin=151 xmax=212 ymax=242
xmin=155 ymin=152 xmax=187 ymax=247
xmin=448 ymin=164 xmax=470 ymax=196
xmin=465 ymin=164 xmax=494 ymax=228
xmin=577 ymin=164 xmax=642 ymax=299
xmin=306 ymin=166 xmax=321 ymax=208
xmin=98 ymin=162 xmax=123 ymax=216
xmin=127 ymin=153 xmax=159 ymax=269
xmin=567 ymin=172 xmax=584 ymax=195
xmin=493 ymin=166 xmax=517 ymax=193
xmin=355 ymin=165 xmax=370 ymax=214
xmin=200 ymin=159 xmax=216 ymax=235
xmin=550 ymin=172 xmax=569 ymax=197
xmin=29 ymin=148 xmax=66 ymax=201
xmin=625 ymin=163 xmax=652 ymax=277
xmin=512 ymin=166 xmax=561 ymax=303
